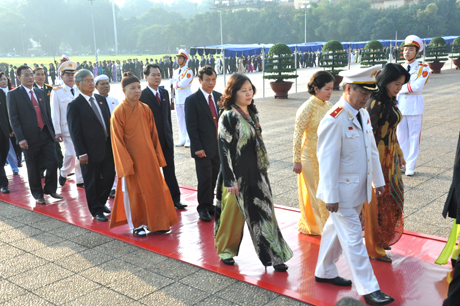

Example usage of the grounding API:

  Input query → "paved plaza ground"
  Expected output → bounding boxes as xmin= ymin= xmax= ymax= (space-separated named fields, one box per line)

xmin=0 ymin=63 xmax=459 ymax=305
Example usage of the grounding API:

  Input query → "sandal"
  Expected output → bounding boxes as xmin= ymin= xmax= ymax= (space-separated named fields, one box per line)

xmin=221 ymin=258 xmax=235 ymax=265
xmin=274 ymin=264 xmax=288 ymax=272
xmin=133 ymin=228 xmax=147 ymax=237
xmin=371 ymin=255 xmax=392 ymax=263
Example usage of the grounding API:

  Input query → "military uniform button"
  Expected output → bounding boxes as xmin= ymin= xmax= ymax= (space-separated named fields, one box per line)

xmin=346 ymin=179 xmax=350 ymax=182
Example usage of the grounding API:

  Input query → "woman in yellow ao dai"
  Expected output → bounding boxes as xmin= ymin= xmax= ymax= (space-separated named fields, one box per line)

xmin=293 ymin=71 xmax=335 ymax=235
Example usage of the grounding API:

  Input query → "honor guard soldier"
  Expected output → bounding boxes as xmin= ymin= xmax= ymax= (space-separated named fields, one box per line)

xmin=396 ymin=35 xmax=430 ymax=176
xmin=171 ymin=49 xmax=194 ymax=147
xmin=315 ymin=66 xmax=394 ymax=306
xmin=50 ymin=61 xmax=84 ymax=187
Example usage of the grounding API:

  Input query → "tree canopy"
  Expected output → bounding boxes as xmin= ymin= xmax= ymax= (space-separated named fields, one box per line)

xmin=0 ymin=0 xmax=458 ymax=55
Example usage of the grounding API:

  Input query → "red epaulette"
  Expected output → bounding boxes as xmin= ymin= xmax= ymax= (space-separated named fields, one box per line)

xmin=330 ymin=106 xmax=343 ymax=118
xmin=419 ymin=63 xmax=428 ymax=67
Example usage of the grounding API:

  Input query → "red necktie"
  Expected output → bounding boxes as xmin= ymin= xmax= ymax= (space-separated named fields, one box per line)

xmin=156 ymin=92 xmax=161 ymax=104
xmin=30 ymin=90 xmax=44 ymax=130
xmin=208 ymin=94 xmax=218 ymax=138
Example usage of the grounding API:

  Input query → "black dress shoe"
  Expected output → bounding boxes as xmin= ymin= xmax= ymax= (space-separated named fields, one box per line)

xmin=1 ymin=187 xmax=10 ymax=194
xmin=94 ymin=214 xmax=108 ymax=222
xmin=274 ymin=264 xmax=288 ymax=272
xmin=48 ymin=193 xmax=63 ymax=200
xmin=363 ymin=290 xmax=394 ymax=306
xmin=221 ymin=258 xmax=235 ymax=265
xmin=36 ymin=198 xmax=47 ymax=205
xmin=199 ymin=210 xmax=212 ymax=222
xmin=76 ymin=183 xmax=84 ymax=188
xmin=208 ymin=206 xmax=215 ymax=216
xmin=103 ymin=206 xmax=111 ymax=214
xmin=174 ymin=202 xmax=187 ymax=209
xmin=315 ymin=276 xmax=352 ymax=287
xmin=59 ymin=175 xmax=66 ymax=186
xmin=109 ymin=189 xmax=115 ymax=199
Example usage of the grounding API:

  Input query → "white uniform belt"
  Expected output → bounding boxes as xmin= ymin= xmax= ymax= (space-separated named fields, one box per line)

xmin=401 ymin=91 xmax=422 ymax=95
xmin=177 ymin=86 xmax=190 ymax=90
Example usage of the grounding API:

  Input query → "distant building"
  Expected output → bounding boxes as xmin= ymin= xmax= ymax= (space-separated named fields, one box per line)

xmin=371 ymin=0 xmax=420 ymax=9
xmin=212 ymin=0 xmax=281 ymax=11
xmin=294 ymin=0 xmax=338 ymax=9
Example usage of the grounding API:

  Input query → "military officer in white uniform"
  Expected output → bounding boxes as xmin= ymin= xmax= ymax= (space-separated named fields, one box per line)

xmin=396 ymin=35 xmax=430 ymax=176
xmin=50 ymin=61 xmax=84 ymax=187
xmin=315 ymin=66 xmax=394 ymax=306
xmin=171 ymin=49 xmax=193 ymax=147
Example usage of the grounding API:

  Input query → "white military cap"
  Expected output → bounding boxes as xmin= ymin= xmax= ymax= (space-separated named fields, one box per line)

xmin=404 ymin=35 xmax=424 ymax=52
xmin=58 ymin=61 xmax=77 ymax=73
xmin=339 ymin=65 xmax=381 ymax=92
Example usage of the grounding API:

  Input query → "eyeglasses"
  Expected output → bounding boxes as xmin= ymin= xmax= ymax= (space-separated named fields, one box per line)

xmin=80 ymin=80 xmax=95 ymax=84
xmin=21 ymin=74 xmax=34 ymax=78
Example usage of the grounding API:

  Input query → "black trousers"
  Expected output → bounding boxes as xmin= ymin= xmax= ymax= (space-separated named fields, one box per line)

xmin=0 ymin=132 xmax=9 ymax=188
xmin=194 ymin=155 xmax=220 ymax=212
xmin=161 ymin=144 xmax=181 ymax=203
xmin=80 ymin=143 xmax=115 ymax=216
xmin=22 ymin=128 xmax=58 ymax=199
xmin=40 ymin=142 xmax=63 ymax=175
xmin=444 ymin=259 xmax=460 ymax=306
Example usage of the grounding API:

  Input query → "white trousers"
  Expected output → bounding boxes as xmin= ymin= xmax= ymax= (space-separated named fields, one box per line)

xmin=396 ymin=115 xmax=422 ymax=172
xmin=122 ymin=177 xmax=147 ymax=230
xmin=61 ymin=136 xmax=83 ymax=184
xmin=175 ymin=104 xmax=189 ymax=145
xmin=315 ymin=204 xmax=380 ymax=296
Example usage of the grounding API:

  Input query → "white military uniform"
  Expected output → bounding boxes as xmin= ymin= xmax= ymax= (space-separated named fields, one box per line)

xmin=315 ymin=97 xmax=385 ymax=296
xmin=396 ymin=60 xmax=430 ymax=173
xmin=50 ymin=83 xmax=83 ymax=184
xmin=171 ymin=50 xmax=194 ymax=146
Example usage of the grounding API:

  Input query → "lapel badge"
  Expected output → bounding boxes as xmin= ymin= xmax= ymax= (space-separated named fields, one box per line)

xmin=348 ymin=126 xmax=353 ymax=130
xmin=163 ymin=98 xmax=165 ymax=101
xmin=39 ymin=98 xmax=42 ymax=101
xmin=367 ymin=119 xmax=369 ymax=124
xmin=99 ymin=102 xmax=102 ymax=105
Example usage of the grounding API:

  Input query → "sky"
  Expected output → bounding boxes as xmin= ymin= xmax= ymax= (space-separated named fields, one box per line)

xmin=114 ymin=0 xmax=202 ymax=5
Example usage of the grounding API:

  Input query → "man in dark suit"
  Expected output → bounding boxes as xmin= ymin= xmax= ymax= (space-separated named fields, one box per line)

xmin=0 ymin=83 xmax=12 ymax=193
xmin=33 ymin=67 xmax=64 ymax=175
xmin=185 ymin=65 xmax=221 ymax=222
xmin=67 ymin=69 xmax=115 ymax=222
xmin=200 ymin=56 xmax=206 ymax=68
xmin=141 ymin=64 xmax=186 ymax=210
xmin=7 ymin=65 xmax=61 ymax=204
xmin=194 ymin=56 xmax=199 ymax=76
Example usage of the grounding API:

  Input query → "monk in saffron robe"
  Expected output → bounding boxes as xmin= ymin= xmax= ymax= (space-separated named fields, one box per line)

xmin=109 ymin=72 xmax=178 ymax=237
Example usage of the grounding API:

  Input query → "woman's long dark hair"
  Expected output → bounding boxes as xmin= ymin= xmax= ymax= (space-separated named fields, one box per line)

xmin=219 ymin=73 xmax=258 ymax=114
xmin=374 ymin=63 xmax=410 ymax=100
xmin=0 ymin=71 xmax=12 ymax=90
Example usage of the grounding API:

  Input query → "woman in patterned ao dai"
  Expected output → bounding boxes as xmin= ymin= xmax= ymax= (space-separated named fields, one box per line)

xmin=214 ymin=73 xmax=293 ymax=271
xmin=292 ymin=71 xmax=334 ymax=235
xmin=364 ymin=63 xmax=410 ymax=263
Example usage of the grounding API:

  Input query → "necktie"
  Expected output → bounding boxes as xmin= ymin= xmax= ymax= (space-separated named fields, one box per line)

xmin=89 ymin=97 xmax=108 ymax=138
xmin=407 ymin=65 xmax=410 ymax=73
xmin=156 ymin=92 xmax=161 ymax=104
xmin=30 ymin=90 xmax=44 ymax=130
xmin=70 ymin=88 xmax=75 ymax=96
xmin=208 ymin=94 xmax=218 ymax=138
xmin=356 ymin=111 xmax=363 ymax=129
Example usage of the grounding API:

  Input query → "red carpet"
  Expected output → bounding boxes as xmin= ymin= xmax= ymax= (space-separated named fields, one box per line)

xmin=0 ymin=169 xmax=451 ymax=305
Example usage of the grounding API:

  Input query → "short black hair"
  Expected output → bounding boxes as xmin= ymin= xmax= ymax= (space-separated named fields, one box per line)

xmin=198 ymin=65 xmax=216 ymax=80
xmin=375 ymin=63 xmax=410 ymax=98
xmin=307 ymin=71 xmax=334 ymax=95
xmin=16 ymin=65 xmax=31 ymax=77
xmin=143 ymin=64 xmax=161 ymax=76
xmin=33 ymin=67 xmax=44 ymax=74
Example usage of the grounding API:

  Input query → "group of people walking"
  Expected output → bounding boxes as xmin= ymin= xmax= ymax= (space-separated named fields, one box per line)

xmin=1 ymin=34 xmax=451 ymax=305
